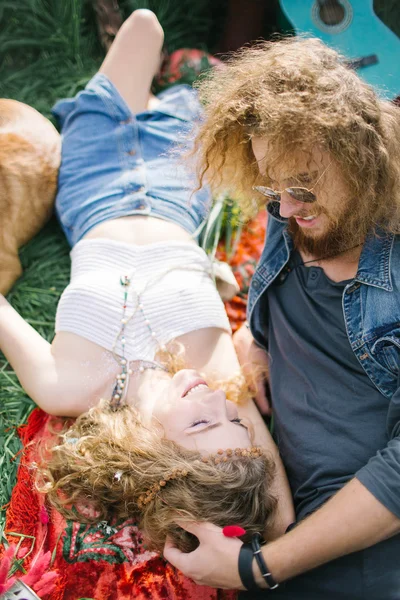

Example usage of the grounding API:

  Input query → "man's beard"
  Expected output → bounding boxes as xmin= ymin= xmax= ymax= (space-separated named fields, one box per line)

xmin=287 ymin=200 xmax=366 ymax=259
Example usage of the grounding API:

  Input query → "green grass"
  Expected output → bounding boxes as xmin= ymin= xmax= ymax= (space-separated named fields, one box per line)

xmin=0 ymin=221 xmax=70 ymax=533
xmin=0 ymin=0 xmax=96 ymax=534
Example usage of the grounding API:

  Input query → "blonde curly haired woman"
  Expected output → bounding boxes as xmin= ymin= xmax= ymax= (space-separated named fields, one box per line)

xmin=0 ymin=10 xmax=294 ymax=554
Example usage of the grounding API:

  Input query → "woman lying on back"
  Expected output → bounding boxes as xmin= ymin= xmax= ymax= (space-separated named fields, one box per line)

xmin=0 ymin=9 xmax=294 ymax=553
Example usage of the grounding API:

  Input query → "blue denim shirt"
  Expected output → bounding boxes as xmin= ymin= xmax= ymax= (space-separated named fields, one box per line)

xmin=248 ymin=204 xmax=400 ymax=401
xmin=248 ymin=204 xmax=400 ymax=519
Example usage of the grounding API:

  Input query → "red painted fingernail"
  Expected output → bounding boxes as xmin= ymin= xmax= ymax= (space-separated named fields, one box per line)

xmin=222 ymin=525 xmax=247 ymax=537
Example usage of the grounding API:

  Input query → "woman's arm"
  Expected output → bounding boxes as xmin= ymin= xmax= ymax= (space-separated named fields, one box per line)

xmin=0 ymin=294 xmax=87 ymax=416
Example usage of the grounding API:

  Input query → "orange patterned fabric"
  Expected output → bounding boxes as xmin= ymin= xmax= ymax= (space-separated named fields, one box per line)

xmin=2 ymin=212 xmax=267 ymax=599
xmin=218 ymin=212 xmax=267 ymax=333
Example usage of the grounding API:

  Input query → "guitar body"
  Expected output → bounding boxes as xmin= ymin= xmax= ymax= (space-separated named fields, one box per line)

xmin=279 ymin=0 xmax=400 ymax=98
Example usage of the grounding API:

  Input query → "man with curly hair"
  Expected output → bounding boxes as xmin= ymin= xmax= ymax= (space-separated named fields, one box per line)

xmin=164 ymin=37 xmax=400 ymax=599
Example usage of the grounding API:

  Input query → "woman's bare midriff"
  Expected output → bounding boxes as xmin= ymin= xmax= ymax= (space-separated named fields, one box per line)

xmin=83 ymin=215 xmax=196 ymax=245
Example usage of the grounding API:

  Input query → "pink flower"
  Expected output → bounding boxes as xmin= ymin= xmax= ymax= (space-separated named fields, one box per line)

xmin=39 ymin=506 xmax=49 ymax=524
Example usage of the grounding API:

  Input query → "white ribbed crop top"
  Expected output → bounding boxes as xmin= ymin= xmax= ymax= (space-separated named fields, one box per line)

xmin=55 ymin=239 xmax=231 ymax=360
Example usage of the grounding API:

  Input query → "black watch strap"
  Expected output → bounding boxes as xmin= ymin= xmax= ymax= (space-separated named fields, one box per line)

xmin=238 ymin=542 xmax=262 ymax=591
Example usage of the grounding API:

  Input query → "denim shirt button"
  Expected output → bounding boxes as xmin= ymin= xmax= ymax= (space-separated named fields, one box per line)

xmin=347 ymin=282 xmax=361 ymax=293
xmin=253 ymin=280 xmax=261 ymax=290
xmin=277 ymin=270 xmax=287 ymax=283
xmin=129 ymin=198 xmax=151 ymax=213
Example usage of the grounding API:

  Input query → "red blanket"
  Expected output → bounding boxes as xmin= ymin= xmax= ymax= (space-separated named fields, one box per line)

xmin=2 ymin=212 xmax=267 ymax=600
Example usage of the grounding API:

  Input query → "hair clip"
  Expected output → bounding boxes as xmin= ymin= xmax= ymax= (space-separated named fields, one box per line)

xmin=114 ymin=470 xmax=123 ymax=482
xmin=201 ymin=446 xmax=264 ymax=464
xmin=137 ymin=467 xmax=190 ymax=509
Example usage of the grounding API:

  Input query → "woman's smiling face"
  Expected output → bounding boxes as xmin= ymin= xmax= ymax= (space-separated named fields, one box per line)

xmin=139 ymin=369 xmax=252 ymax=452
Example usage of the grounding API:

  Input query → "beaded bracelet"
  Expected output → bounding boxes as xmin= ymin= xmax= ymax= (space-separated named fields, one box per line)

xmin=251 ymin=532 xmax=279 ymax=590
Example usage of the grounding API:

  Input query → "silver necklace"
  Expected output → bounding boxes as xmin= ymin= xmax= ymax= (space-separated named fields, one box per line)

xmin=109 ymin=262 xmax=211 ymax=410
xmin=110 ymin=272 xmax=167 ymax=410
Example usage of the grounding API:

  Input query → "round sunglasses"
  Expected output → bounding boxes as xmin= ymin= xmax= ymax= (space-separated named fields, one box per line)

xmin=253 ymin=163 xmax=331 ymax=204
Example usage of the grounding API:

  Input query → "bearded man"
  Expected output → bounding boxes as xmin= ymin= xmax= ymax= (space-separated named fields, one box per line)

xmin=164 ymin=37 xmax=400 ymax=599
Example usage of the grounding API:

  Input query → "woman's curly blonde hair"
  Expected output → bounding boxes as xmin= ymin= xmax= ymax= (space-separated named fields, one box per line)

xmin=192 ymin=37 xmax=400 ymax=233
xmin=37 ymin=401 xmax=276 ymax=553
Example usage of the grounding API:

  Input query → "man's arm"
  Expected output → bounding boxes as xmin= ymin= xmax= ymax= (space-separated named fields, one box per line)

xmin=238 ymin=397 xmax=295 ymax=540
xmin=233 ymin=323 xmax=271 ymax=415
xmin=234 ymin=323 xmax=295 ymax=536
xmin=256 ymin=476 xmax=400 ymax=587
xmin=164 ymin=383 xmax=400 ymax=588
xmin=164 ymin=476 xmax=400 ymax=589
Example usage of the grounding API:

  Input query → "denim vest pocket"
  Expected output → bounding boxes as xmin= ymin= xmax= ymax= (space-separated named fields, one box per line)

xmin=354 ymin=345 xmax=398 ymax=398
xmin=371 ymin=325 xmax=400 ymax=376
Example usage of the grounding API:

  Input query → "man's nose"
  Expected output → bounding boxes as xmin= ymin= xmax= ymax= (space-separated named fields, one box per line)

xmin=279 ymin=191 xmax=304 ymax=219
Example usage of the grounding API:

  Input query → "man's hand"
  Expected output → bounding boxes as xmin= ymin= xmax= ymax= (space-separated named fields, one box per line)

xmin=233 ymin=324 xmax=271 ymax=415
xmin=163 ymin=521 xmax=244 ymax=589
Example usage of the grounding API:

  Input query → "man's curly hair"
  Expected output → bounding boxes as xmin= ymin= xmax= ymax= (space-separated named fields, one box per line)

xmin=192 ymin=37 xmax=400 ymax=235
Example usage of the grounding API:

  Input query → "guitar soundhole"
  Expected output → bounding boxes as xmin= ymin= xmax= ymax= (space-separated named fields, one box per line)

xmin=319 ymin=2 xmax=345 ymax=26
xmin=312 ymin=0 xmax=353 ymax=33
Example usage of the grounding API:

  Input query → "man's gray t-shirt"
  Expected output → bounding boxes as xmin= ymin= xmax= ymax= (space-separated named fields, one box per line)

xmin=264 ymin=251 xmax=389 ymax=520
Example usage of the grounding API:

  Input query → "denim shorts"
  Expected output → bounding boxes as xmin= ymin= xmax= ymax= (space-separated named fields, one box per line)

xmin=52 ymin=73 xmax=211 ymax=247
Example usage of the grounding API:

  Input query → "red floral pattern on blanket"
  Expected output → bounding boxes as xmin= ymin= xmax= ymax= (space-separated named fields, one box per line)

xmin=153 ymin=49 xmax=221 ymax=93
xmin=63 ymin=518 xmax=142 ymax=564
xmin=1 ymin=212 xmax=266 ymax=599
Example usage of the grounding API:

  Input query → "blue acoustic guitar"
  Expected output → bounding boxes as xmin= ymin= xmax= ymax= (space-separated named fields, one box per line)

xmin=279 ymin=0 xmax=400 ymax=99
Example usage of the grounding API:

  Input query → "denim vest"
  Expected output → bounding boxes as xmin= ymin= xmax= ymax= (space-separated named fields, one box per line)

xmin=247 ymin=205 xmax=400 ymax=400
